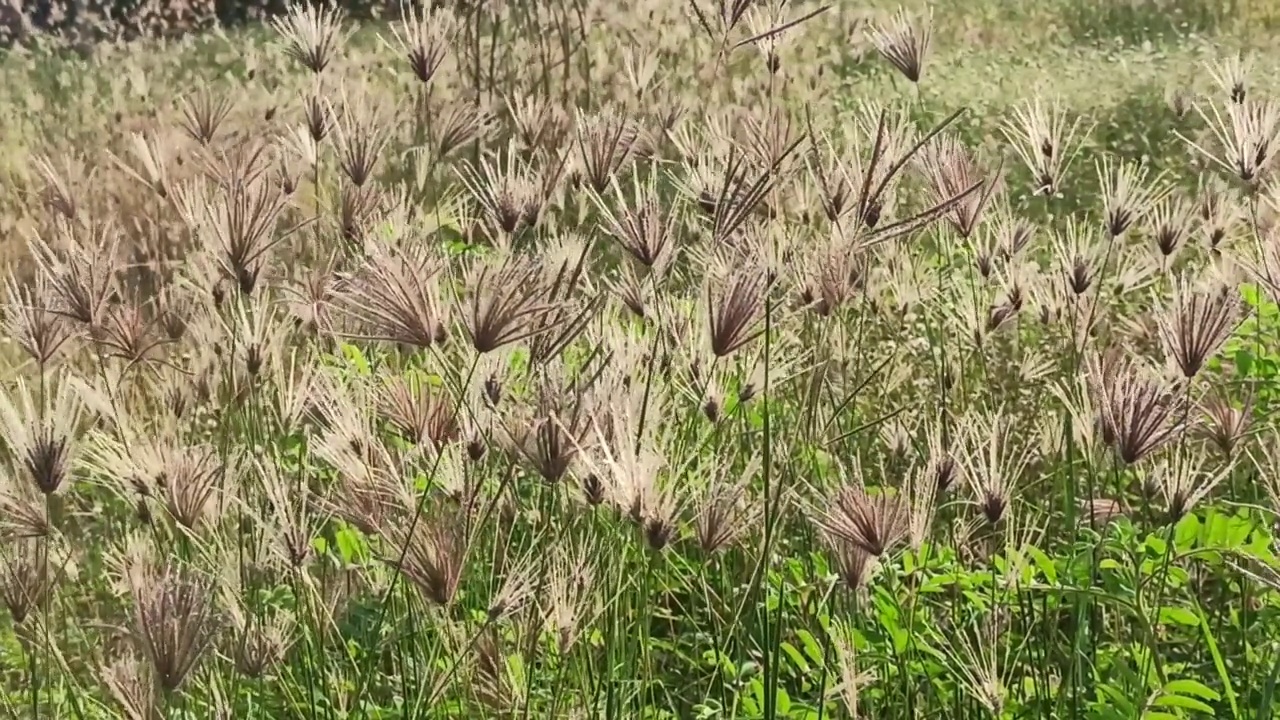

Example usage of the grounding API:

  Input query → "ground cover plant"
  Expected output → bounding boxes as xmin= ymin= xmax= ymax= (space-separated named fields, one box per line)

xmin=4 ymin=0 xmax=1280 ymax=718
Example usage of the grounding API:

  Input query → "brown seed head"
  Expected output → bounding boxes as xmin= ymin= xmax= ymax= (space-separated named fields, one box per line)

xmin=387 ymin=1 xmax=456 ymax=85
xmin=119 ymin=542 xmax=220 ymax=693
xmin=271 ymin=2 xmax=349 ymax=74
xmin=1156 ymin=272 xmax=1242 ymax=379
xmin=178 ymin=89 xmax=233 ymax=146
xmin=868 ymin=6 xmax=931 ymax=83
xmin=1088 ymin=353 xmax=1187 ymax=465
xmin=338 ymin=241 xmax=448 ymax=349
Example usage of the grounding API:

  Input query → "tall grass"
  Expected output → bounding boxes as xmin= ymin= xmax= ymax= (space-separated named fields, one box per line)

xmin=0 ymin=1 xmax=1279 ymax=718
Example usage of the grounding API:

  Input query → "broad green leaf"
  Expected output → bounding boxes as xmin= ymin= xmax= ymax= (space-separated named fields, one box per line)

xmin=1159 ymin=606 xmax=1200 ymax=626
xmin=1164 ymin=679 xmax=1220 ymax=701
xmin=1152 ymin=693 xmax=1214 ymax=714
xmin=780 ymin=642 xmax=810 ymax=674
xmin=796 ymin=629 xmax=824 ymax=667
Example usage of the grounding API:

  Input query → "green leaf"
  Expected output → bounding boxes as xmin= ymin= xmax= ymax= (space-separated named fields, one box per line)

xmin=1236 ymin=347 xmax=1255 ymax=376
xmin=1174 ymin=514 xmax=1201 ymax=552
xmin=1164 ymin=679 xmax=1220 ymax=701
xmin=1152 ymin=693 xmax=1215 ymax=714
xmin=780 ymin=642 xmax=810 ymax=674
xmin=1195 ymin=605 xmax=1240 ymax=718
xmin=796 ymin=629 xmax=824 ymax=667
xmin=1159 ymin=606 xmax=1200 ymax=626
xmin=1027 ymin=545 xmax=1059 ymax=583
xmin=339 ymin=341 xmax=371 ymax=376
xmin=775 ymin=687 xmax=791 ymax=715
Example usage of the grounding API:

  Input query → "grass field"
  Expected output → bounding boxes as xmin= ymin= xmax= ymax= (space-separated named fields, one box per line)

xmin=3 ymin=0 xmax=1280 ymax=718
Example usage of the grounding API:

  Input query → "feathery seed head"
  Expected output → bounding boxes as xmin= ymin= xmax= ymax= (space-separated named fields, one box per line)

xmin=378 ymin=372 xmax=460 ymax=452
xmin=1002 ymin=97 xmax=1085 ymax=196
xmin=1051 ymin=216 xmax=1102 ymax=296
xmin=4 ymin=272 xmax=73 ymax=367
xmin=1156 ymin=272 xmax=1242 ymax=379
xmin=694 ymin=457 xmax=761 ymax=555
xmin=958 ymin=411 xmax=1034 ymax=526
xmin=0 ymin=538 xmax=54 ymax=625
xmin=97 ymin=652 xmax=160 ymax=720
xmin=591 ymin=165 xmax=681 ymax=271
xmin=388 ymin=1 xmax=456 ymax=85
xmin=813 ymin=466 xmax=910 ymax=558
xmin=918 ymin=133 xmax=1001 ymax=238
xmin=575 ymin=107 xmax=639 ymax=194
xmin=382 ymin=501 xmax=470 ymax=607
xmin=0 ymin=373 xmax=86 ymax=496
xmin=271 ymin=2 xmax=349 ymax=74
xmin=1209 ymin=52 xmax=1252 ymax=105
xmin=328 ymin=90 xmax=389 ymax=188
xmin=221 ymin=580 xmax=295 ymax=679
xmin=456 ymin=142 xmax=546 ymax=239
xmin=1153 ymin=452 xmax=1235 ymax=523
xmin=178 ymin=89 xmax=233 ymax=146
xmin=1098 ymin=157 xmax=1166 ymax=238
xmin=544 ymin=541 xmax=595 ymax=654
xmin=1088 ymin=353 xmax=1187 ymax=465
xmin=703 ymin=249 xmax=768 ymax=357
xmin=1196 ymin=392 xmax=1251 ymax=460
xmin=1184 ymin=98 xmax=1280 ymax=184
xmin=1148 ymin=193 xmax=1194 ymax=261
xmin=339 ymin=241 xmax=448 ymax=349
xmin=426 ymin=101 xmax=493 ymax=161
xmin=118 ymin=540 xmax=220 ymax=693
xmin=30 ymin=219 xmax=122 ymax=329
xmin=868 ymin=6 xmax=931 ymax=83
xmin=460 ymin=252 xmax=558 ymax=354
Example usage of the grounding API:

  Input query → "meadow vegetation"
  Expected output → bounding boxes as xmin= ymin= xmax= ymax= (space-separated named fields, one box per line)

xmin=4 ymin=0 xmax=1280 ymax=718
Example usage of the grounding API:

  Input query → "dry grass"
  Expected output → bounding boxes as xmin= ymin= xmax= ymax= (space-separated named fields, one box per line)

xmin=1 ymin=0 xmax=1280 ymax=718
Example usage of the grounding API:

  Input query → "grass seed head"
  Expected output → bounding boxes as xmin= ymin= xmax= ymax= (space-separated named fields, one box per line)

xmin=868 ymin=6 xmax=931 ymax=84
xmin=271 ymin=2 xmax=349 ymax=75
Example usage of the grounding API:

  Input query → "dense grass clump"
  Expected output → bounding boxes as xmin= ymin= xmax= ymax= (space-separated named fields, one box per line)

xmin=4 ymin=0 xmax=1280 ymax=718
